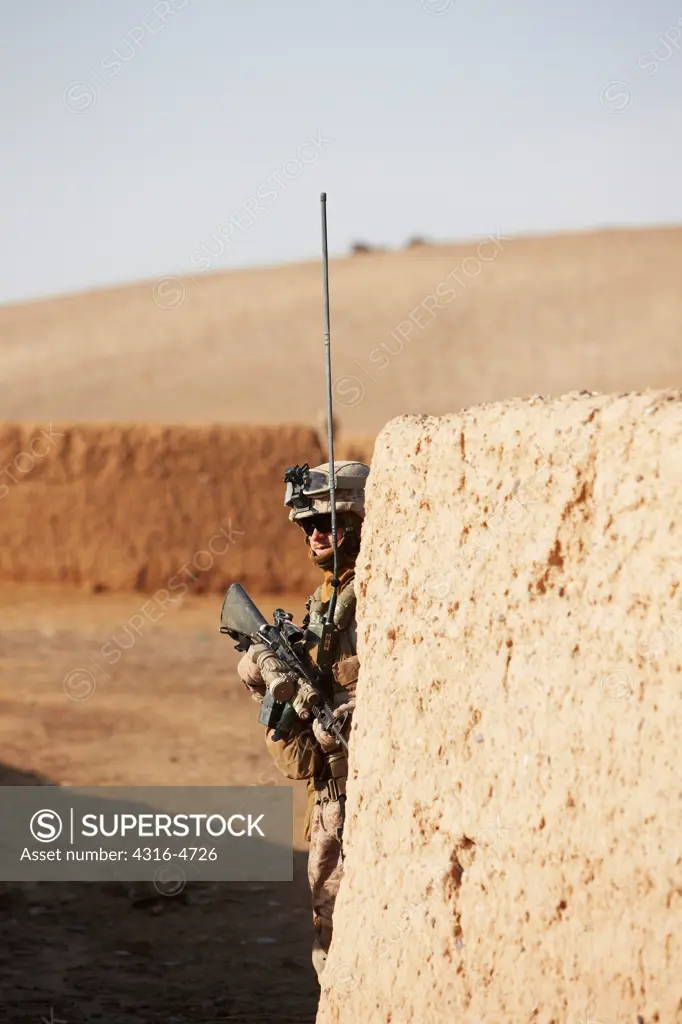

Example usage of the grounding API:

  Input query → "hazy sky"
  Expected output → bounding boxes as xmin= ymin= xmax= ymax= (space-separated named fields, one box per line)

xmin=2 ymin=0 xmax=682 ymax=304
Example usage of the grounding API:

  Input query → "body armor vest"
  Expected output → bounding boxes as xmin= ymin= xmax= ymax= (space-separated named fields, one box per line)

xmin=304 ymin=577 xmax=357 ymax=705
xmin=302 ymin=576 xmax=358 ymax=832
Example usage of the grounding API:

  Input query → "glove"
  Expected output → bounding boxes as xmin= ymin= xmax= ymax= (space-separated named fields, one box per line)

xmin=257 ymin=649 xmax=297 ymax=703
xmin=237 ymin=644 xmax=268 ymax=704
xmin=332 ymin=655 xmax=360 ymax=698
xmin=312 ymin=701 xmax=355 ymax=752
xmin=237 ymin=644 xmax=298 ymax=705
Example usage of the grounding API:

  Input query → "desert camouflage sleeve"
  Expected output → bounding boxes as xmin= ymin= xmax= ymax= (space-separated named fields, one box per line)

xmin=264 ymin=719 xmax=324 ymax=780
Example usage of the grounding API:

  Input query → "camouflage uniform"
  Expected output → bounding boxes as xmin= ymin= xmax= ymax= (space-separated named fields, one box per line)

xmin=237 ymin=461 xmax=368 ymax=981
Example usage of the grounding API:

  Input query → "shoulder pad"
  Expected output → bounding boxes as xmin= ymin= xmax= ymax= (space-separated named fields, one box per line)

xmin=334 ymin=578 xmax=356 ymax=630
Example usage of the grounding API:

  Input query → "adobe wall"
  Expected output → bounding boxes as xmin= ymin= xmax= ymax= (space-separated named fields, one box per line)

xmin=0 ymin=423 xmax=371 ymax=594
xmin=318 ymin=391 xmax=681 ymax=1022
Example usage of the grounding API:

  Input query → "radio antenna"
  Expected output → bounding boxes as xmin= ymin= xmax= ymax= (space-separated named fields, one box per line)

xmin=320 ymin=192 xmax=340 ymax=626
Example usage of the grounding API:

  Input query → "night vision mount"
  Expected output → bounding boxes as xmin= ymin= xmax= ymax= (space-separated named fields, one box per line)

xmin=283 ymin=463 xmax=313 ymax=511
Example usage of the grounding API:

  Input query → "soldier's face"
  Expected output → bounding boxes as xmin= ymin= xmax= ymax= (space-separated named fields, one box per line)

xmin=309 ymin=524 xmax=344 ymax=556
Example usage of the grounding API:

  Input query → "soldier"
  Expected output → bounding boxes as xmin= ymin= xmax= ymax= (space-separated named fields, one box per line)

xmin=237 ymin=460 xmax=369 ymax=980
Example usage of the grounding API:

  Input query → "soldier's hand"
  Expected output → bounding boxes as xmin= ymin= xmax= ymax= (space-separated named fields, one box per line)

xmin=256 ymin=649 xmax=297 ymax=703
xmin=312 ymin=702 xmax=355 ymax=752
xmin=237 ymin=646 xmax=267 ymax=704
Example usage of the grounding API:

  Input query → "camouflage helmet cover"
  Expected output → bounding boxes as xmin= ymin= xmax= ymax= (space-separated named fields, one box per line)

xmin=284 ymin=461 xmax=370 ymax=522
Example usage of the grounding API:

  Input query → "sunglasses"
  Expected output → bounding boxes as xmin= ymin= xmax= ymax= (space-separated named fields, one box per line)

xmin=301 ymin=514 xmax=335 ymax=537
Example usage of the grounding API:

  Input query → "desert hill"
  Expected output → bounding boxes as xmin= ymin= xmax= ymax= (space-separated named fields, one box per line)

xmin=1 ymin=226 xmax=681 ymax=434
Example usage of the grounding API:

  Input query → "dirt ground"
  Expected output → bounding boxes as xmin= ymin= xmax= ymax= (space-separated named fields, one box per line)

xmin=0 ymin=584 xmax=320 ymax=1024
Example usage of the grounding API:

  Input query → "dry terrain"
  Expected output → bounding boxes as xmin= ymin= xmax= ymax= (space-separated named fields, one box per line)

xmin=0 ymin=228 xmax=681 ymax=435
xmin=0 ymin=584 xmax=319 ymax=1023
xmin=1 ymin=227 xmax=681 ymax=1022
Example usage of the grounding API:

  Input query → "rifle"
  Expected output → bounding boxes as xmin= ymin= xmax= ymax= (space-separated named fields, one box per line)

xmin=219 ymin=582 xmax=349 ymax=751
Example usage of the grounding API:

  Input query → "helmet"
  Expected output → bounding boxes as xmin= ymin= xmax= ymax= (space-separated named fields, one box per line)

xmin=284 ymin=461 xmax=370 ymax=523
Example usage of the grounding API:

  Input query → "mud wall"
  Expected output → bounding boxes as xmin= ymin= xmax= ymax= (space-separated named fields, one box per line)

xmin=0 ymin=423 xmax=372 ymax=594
xmin=318 ymin=391 xmax=682 ymax=1022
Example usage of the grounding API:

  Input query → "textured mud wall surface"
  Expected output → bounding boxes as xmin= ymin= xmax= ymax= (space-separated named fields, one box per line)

xmin=0 ymin=423 xmax=372 ymax=593
xmin=318 ymin=391 xmax=682 ymax=1023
